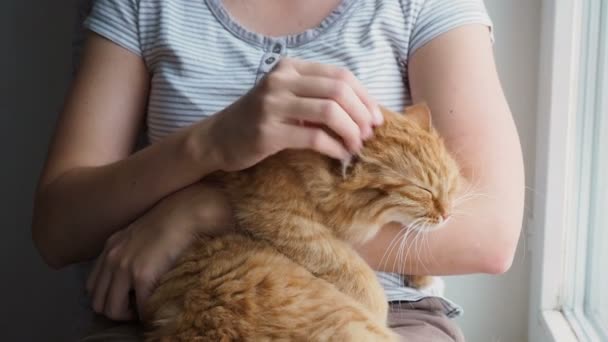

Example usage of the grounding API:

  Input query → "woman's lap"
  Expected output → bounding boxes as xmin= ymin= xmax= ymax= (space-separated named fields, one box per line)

xmin=388 ymin=298 xmax=465 ymax=342
xmin=80 ymin=316 xmax=141 ymax=342
xmin=80 ymin=298 xmax=464 ymax=341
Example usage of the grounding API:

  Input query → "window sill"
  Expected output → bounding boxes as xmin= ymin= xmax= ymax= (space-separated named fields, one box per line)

xmin=540 ymin=311 xmax=578 ymax=342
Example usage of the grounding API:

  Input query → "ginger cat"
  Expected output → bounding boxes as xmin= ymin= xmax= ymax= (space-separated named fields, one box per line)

xmin=144 ymin=104 xmax=461 ymax=341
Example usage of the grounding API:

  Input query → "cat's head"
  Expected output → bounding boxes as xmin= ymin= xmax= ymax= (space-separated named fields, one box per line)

xmin=313 ymin=104 xmax=461 ymax=242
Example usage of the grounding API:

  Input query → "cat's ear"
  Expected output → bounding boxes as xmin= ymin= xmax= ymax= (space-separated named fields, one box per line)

xmin=404 ymin=103 xmax=432 ymax=131
xmin=340 ymin=154 xmax=360 ymax=179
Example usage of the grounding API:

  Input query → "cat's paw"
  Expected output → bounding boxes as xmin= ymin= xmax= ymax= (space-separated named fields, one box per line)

xmin=407 ymin=275 xmax=433 ymax=289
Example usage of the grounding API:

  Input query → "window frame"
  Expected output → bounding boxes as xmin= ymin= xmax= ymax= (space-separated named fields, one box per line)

xmin=529 ymin=0 xmax=607 ymax=341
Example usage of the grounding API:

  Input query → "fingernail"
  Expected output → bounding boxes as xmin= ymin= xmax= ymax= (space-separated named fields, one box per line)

xmin=351 ymin=141 xmax=362 ymax=154
xmin=363 ymin=126 xmax=373 ymax=140
xmin=373 ymin=107 xmax=384 ymax=125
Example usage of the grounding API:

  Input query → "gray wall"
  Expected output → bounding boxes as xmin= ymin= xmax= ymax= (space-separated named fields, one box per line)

xmin=0 ymin=1 xmax=540 ymax=341
xmin=1 ymin=0 xmax=84 ymax=341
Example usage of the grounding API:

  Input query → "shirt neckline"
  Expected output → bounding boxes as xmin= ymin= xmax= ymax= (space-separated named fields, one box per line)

xmin=204 ymin=0 xmax=357 ymax=50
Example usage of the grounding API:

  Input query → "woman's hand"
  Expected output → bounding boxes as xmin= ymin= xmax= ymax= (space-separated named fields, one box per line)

xmin=200 ymin=58 xmax=384 ymax=172
xmin=86 ymin=182 xmax=234 ymax=321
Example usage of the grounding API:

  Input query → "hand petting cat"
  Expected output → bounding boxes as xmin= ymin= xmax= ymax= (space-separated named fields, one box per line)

xmin=201 ymin=57 xmax=383 ymax=172
xmin=86 ymin=182 xmax=234 ymax=321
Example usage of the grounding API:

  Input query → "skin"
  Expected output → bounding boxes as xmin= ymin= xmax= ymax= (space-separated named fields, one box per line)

xmin=32 ymin=0 xmax=524 ymax=321
xmin=358 ymin=24 xmax=524 ymax=276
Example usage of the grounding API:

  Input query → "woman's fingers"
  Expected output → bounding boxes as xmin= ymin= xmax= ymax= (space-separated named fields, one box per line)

xmin=86 ymin=230 xmax=125 ymax=294
xmin=133 ymin=264 xmax=156 ymax=320
xmin=212 ymin=58 xmax=382 ymax=171
xmin=282 ymin=97 xmax=362 ymax=153
xmin=282 ymin=58 xmax=383 ymax=125
xmin=105 ymin=264 xmax=136 ymax=321
xmin=288 ymin=75 xmax=375 ymax=139
xmin=86 ymin=252 xmax=104 ymax=295
xmin=279 ymin=123 xmax=350 ymax=160
xmin=91 ymin=254 xmax=113 ymax=315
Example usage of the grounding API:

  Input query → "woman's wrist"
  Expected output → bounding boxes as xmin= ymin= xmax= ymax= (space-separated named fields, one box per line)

xmin=159 ymin=180 xmax=235 ymax=237
xmin=188 ymin=182 xmax=236 ymax=237
xmin=182 ymin=115 xmax=225 ymax=176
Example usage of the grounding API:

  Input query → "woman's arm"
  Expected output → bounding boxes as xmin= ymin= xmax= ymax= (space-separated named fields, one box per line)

xmin=358 ymin=24 xmax=525 ymax=275
xmin=33 ymin=32 xmax=380 ymax=269
xmin=32 ymin=33 xmax=220 ymax=268
xmin=86 ymin=181 xmax=236 ymax=321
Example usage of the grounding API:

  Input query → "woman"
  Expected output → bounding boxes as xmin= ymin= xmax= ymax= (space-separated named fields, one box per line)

xmin=32 ymin=0 xmax=524 ymax=340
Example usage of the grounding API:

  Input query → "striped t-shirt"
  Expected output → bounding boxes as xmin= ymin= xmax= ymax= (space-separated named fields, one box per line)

xmin=82 ymin=0 xmax=493 ymax=318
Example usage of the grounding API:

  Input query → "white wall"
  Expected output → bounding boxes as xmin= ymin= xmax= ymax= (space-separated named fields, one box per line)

xmin=444 ymin=1 xmax=542 ymax=342
xmin=0 ymin=0 xmax=541 ymax=341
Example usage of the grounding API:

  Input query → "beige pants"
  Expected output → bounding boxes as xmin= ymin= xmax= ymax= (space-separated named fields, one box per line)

xmin=388 ymin=299 xmax=465 ymax=342
xmin=81 ymin=298 xmax=464 ymax=342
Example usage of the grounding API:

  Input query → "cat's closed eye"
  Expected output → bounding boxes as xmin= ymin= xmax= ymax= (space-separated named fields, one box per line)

xmin=415 ymin=186 xmax=434 ymax=198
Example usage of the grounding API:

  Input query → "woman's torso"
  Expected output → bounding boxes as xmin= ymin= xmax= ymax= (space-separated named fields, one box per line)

xmin=80 ymin=0 xmax=492 ymax=317
xmin=88 ymin=0 xmax=413 ymax=143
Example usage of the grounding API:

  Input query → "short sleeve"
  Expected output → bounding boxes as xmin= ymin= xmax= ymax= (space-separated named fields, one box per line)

xmin=409 ymin=0 xmax=494 ymax=57
xmin=72 ymin=0 xmax=93 ymax=74
xmin=83 ymin=0 xmax=142 ymax=56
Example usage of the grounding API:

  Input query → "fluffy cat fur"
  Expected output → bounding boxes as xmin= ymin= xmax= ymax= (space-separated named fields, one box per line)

xmin=144 ymin=104 xmax=461 ymax=341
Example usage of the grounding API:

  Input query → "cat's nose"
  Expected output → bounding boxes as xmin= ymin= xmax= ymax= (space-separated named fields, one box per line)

xmin=441 ymin=213 xmax=451 ymax=221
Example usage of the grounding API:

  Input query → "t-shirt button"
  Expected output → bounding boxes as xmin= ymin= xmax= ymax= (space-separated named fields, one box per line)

xmin=265 ymin=56 xmax=277 ymax=65
xmin=272 ymin=44 xmax=283 ymax=54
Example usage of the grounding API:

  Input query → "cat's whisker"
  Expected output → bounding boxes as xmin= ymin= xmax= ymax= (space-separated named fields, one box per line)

xmin=461 ymin=177 xmax=476 ymax=195
xmin=378 ymin=235 xmax=401 ymax=271
xmin=452 ymin=193 xmax=491 ymax=209
xmin=456 ymin=171 xmax=478 ymax=196
xmin=426 ymin=227 xmax=439 ymax=268
xmin=415 ymin=230 xmax=427 ymax=275
xmin=454 ymin=190 xmax=493 ymax=204
xmin=388 ymin=224 xmax=417 ymax=275
xmin=450 ymin=209 xmax=472 ymax=218
xmin=403 ymin=224 xmax=423 ymax=272
xmin=394 ymin=235 xmax=406 ymax=276
xmin=395 ymin=225 xmax=417 ymax=275
xmin=460 ymin=185 xmax=474 ymax=200
xmin=450 ymin=214 xmax=472 ymax=220
xmin=392 ymin=235 xmax=407 ymax=276
xmin=422 ymin=227 xmax=431 ymax=264
xmin=395 ymin=225 xmax=419 ymax=276
xmin=453 ymin=173 xmax=489 ymax=204
xmin=458 ymin=191 xmax=493 ymax=200
xmin=422 ymin=227 xmax=432 ymax=270
xmin=465 ymin=159 xmax=489 ymax=193
xmin=379 ymin=226 xmax=409 ymax=272
xmin=379 ymin=226 xmax=405 ymax=266
xmin=421 ymin=225 xmax=438 ymax=267
xmin=405 ymin=227 xmax=422 ymax=276
xmin=388 ymin=221 xmax=425 ymax=273
xmin=397 ymin=237 xmax=412 ymax=277
xmin=414 ymin=226 xmax=430 ymax=275
xmin=407 ymin=228 xmax=419 ymax=275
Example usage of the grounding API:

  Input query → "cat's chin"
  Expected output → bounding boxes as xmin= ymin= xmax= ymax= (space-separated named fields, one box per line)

xmin=378 ymin=210 xmax=416 ymax=229
xmin=417 ymin=221 xmax=446 ymax=233
xmin=343 ymin=210 xmax=418 ymax=244
xmin=347 ymin=222 xmax=384 ymax=244
xmin=376 ymin=210 xmax=447 ymax=235
xmin=348 ymin=210 xmax=418 ymax=244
